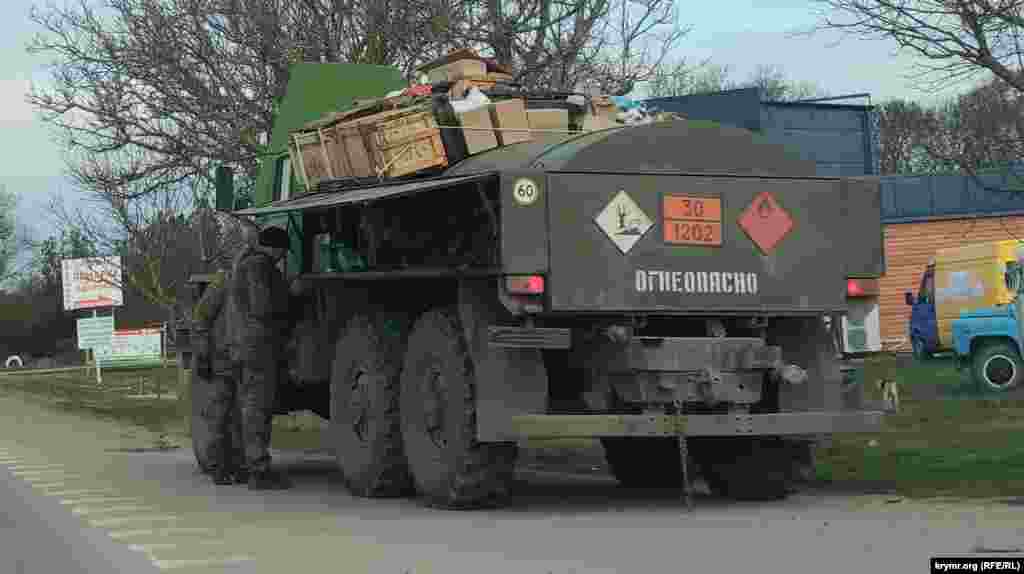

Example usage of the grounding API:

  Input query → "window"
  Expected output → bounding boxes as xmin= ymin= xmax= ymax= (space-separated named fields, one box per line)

xmin=272 ymin=156 xmax=292 ymax=202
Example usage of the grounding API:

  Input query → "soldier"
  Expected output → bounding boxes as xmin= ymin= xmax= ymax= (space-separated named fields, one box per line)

xmin=191 ymin=269 xmax=248 ymax=485
xmin=228 ymin=225 xmax=299 ymax=490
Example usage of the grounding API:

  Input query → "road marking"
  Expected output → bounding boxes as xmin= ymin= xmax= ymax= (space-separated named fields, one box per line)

xmin=42 ymin=488 xmax=118 ymax=497
xmin=61 ymin=496 xmax=143 ymax=506
xmin=11 ymin=469 xmax=76 ymax=477
xmin=21 ymin=475 xmax=82 ymax=484
xmin=128 ymin=540 xmax=228 ymax=553
xmin=72 ymin=505 xmax=159 ymax=516
xmin=152 ymin=555 xmax=254 ymax=570
xmin=29 ymin=481 xmax=72 ymax=489
xmin=88 ymin=515 xmax=181 ymax=528
xmin=7 ymin=464 xmax=65 ymax=471
xmin=108 ymin=527 xmax=216 ymax=540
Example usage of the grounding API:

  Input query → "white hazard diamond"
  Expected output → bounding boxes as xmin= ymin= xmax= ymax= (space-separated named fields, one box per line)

xmin=594 ymin=190 xmax=653 ymax=254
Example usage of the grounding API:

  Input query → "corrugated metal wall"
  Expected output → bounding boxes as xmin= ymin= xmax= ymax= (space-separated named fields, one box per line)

xmin=879 ymin=215 xmax=1024 ymax=346
xmin=643 ymin=88 xmax=877 ymax=177
xmin=759 ymin=104 xmax=873 ymax=177
xmin=881 ymin=174 xmax=1024 ymax=222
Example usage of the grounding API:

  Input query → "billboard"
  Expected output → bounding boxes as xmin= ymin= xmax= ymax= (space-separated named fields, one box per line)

xmin=76 ymin=315 xmax=115 ymax=350
xmin=62 ymin=257 xmax=124 ymax=311
xmin=94 ymin=328 xmax=163 ymax=367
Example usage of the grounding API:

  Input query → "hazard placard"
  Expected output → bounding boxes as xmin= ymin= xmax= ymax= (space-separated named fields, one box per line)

xmin=663 ymin=194 xmax=722 ymax=247
xmin=737 ymin=191 xmax=793 ymax=254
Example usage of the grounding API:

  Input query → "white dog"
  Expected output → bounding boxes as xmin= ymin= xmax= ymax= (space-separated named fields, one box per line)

xmin=875 ymin=378 xmax=900 ymax=412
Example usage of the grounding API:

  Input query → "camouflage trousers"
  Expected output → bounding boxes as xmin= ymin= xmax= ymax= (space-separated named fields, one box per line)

xmin=239 ymin=355 xmax=281 ymax=474
xmin=201 ymin=370 xmax=246 ymax=474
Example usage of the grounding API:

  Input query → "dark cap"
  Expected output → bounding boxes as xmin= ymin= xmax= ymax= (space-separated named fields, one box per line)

xmin=258 ymin=226 xmax=289 ymax=249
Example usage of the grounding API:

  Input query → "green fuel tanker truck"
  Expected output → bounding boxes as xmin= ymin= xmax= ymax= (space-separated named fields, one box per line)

xmin=182 ymin=62 xmax=888 ymax=510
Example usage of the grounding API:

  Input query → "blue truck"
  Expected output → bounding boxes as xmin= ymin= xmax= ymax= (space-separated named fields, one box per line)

xmin=950 ymin=261 xmax=1024 ymax=392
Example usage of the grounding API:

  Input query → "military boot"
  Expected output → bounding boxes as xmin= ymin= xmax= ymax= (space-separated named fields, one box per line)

xmin=247 ymin=467 xmax=293 ymax=490
xmin=212 ymin=466 xmax=235 ymax=486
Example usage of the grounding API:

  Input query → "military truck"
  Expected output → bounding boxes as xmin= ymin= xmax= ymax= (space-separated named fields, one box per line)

xmin=182 ymin=63 xmax=887 ymax=509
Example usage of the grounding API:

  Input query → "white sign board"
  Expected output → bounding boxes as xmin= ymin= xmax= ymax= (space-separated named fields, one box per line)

xmin=93 ymin=328 xmax=162 ymax=362
xmin=62 ymin=257 xmax=124 ymax=311
xmin=77 ymin=315 xmax=115 ymax=350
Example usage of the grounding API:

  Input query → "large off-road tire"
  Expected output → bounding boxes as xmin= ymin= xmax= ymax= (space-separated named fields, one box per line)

xmin=971 ymin=342 xmax=1024 ymax=392
xmin=691 ymin=437 xmax=792 ymax=501
xmin=601 ymin=438 xmax=687 ymax=489
xmin=329 ymin=314 xmax=414 ymax=498
xmin=399 ymin=308 xmax=518 ymax=509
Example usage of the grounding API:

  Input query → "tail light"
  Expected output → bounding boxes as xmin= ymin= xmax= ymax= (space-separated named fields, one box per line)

xmin=505 ymin=275 xmax=545 ymax=295
xmin=847 ymin=278 xmax=879 ymax=297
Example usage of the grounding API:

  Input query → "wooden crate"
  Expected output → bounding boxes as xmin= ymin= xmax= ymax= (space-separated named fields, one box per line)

xmin=361 ymin=107 xmax=449 ymax=178
xmin=290 ymin=130 xmax=336 ymax=191
xmin=292 ymin=106 xmax=449 ymax=186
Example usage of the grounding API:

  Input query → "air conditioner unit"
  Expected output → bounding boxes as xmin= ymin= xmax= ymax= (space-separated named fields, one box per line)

xmin=842 ymin=297 xmax=882 ymax=353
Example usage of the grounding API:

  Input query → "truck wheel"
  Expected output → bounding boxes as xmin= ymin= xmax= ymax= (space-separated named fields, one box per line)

xmin=399 ymin=308 xmax=518 ymax=509
xmin=972 ymin=342 xmax=1024 ymax=392
xmin=329 ymin=314 xmax=414 ymax=498
xmin=691 ymin=437 xmax=791 ymax=501
xmin=601 ymin=439 xmax=690 ymax=488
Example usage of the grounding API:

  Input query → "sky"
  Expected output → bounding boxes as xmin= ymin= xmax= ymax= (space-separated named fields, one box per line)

xmin=0 ymin=0 xmax=984 ymax=255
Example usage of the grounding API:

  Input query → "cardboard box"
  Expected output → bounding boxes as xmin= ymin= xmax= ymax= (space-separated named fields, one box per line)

xmin=488 ymin=99 xmax=532 ymax=146
xmin=583 ymin=96 xmax=620 ymax=131
xmin=527 ymin=108 xmax=571 ymax=146
xmin=455 ymin=106 xmax=499 ymax=155
xmin=428 ymin=59 xmax=488 ymax=84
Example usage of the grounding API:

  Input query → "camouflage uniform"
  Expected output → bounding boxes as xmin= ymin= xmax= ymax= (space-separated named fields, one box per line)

xmin=191 ymin=270 xmax=246 ymax=482
xmin=227 ymin=245 xmax=292 ymax=476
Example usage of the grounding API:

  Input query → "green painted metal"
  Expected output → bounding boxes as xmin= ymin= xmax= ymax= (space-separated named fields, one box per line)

xmin=215 ymin=165 xmax=234 ymax=211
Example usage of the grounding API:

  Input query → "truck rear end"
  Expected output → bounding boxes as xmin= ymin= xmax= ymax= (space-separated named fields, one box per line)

xmin=479 ymin=121 xmax=887 ymax=500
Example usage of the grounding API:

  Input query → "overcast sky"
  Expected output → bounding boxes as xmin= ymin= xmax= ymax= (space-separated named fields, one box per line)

xmin=0 ymin=0 xmax=981 ymax=249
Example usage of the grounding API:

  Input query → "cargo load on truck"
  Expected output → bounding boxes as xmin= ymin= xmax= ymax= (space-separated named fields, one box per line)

xmin=286 ymin=48 xmax=676 ymax=192
xmin=180 ymin=60 xmax=889 ymax=512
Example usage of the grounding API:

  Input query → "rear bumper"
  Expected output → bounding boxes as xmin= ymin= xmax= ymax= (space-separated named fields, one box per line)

xmin=502 ymin=410 xmax=885 ymax=440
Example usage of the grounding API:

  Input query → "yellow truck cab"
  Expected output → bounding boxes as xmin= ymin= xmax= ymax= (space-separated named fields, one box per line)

xmin=907 ymin=239 xmax=1023 ymax=358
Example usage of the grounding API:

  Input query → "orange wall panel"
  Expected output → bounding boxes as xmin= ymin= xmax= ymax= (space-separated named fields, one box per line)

xmin=878 ymin=215 xmax=1024 ymax=345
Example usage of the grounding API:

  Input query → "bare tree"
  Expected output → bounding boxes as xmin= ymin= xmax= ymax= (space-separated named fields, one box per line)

xmin=646 ymin=61 xmax=827 ymax=101
xmin=744 ymin=64 xmax=828 ymax=102
xmin=810 ymin=0 xmax=1024 ymax=189
xmin=877 ymin=99 xmax=932 ymax=174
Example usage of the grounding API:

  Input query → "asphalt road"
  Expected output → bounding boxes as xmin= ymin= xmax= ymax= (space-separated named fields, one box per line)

xmin=2 ymin=391 xmax=1024 ymax=574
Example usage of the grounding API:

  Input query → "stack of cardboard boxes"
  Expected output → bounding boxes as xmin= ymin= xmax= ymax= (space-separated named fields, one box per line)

xmin=289 ymin=49 xmax=623 ymax=192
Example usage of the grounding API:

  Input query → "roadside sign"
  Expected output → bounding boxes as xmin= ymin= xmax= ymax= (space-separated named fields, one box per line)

xmin=94 ymin=328 xmax=163 ymax=368
xmin=62 ymin=257 xmax=124 ymax=311
xmin=77 ymin=316 xmax=115 ymax=350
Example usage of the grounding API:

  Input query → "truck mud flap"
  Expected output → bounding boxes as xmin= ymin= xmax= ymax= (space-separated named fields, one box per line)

xmin=497 ymin=411 xmax=885 ymax=440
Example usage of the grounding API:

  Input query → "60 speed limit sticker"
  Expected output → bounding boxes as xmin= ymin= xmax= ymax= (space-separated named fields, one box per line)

xmin=512 ymin=178 xmax=540 ymax=206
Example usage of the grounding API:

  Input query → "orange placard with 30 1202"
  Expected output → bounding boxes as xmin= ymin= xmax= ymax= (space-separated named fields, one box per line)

xmin=663 ymin=195 xmax=723 ymax=246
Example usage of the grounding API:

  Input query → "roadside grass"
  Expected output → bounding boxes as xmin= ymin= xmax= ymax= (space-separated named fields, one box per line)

xmin=0 ymin=367 xmax=327 ymax=452
xmin=816 ymin=356 xmax=1024 ymax=499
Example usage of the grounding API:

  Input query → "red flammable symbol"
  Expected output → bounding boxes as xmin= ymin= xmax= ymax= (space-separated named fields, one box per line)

xmin=737 ymin=191 xmax=794 ymax=254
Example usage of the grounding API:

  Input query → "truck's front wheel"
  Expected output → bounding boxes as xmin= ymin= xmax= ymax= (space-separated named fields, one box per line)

xmin=972 ymin=342 xmax=1024 ymax=392
xmin=399 ymin=308 xmax=518 ymax=509
xmin=329 ymin=314 xmax=414 ymax=498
